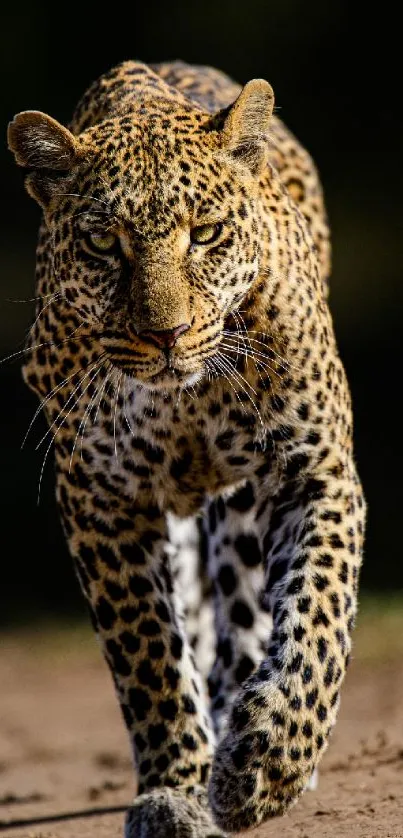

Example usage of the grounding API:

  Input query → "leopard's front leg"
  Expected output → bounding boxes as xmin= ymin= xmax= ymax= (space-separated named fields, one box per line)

xmin=55 ymin=456 xmax=224 ymax=838
xmin=209 ymin=459 xmax=365 ymax=832
xmin=205 ymin=486 xmax=272 ymax=737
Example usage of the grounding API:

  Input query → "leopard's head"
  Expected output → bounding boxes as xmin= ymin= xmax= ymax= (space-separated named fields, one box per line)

xmin=8 ymin=79 xmax=274 ymax=390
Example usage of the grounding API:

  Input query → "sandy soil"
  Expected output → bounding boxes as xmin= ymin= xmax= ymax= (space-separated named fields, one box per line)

xmin=0 ymin=605 xmax=402 ymax=838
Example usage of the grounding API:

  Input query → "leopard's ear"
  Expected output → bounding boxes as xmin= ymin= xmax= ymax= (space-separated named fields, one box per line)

xmin=218 ymin=79 xmax=274 ymax=176
xmin=7 ymin=111 xmax=80 ymax=206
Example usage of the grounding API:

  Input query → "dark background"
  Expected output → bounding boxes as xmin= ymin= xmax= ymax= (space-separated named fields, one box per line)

xmin=1 ymin=2 xmax=401 ymax=624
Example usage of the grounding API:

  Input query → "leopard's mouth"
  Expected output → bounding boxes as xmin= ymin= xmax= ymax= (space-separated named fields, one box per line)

xmin=102 ymin=323 xmax=223 ymax=391
xmin=107 ymin=353 xmax=206 ymax=391
xmin=138 ymin=365 xmax=205 ymax=391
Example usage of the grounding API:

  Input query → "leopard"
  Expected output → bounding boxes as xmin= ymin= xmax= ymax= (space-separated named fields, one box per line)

xmin=8 ymin=59 xmax=365 ymax=836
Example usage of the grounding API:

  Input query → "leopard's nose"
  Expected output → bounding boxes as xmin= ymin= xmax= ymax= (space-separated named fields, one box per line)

xmin=139 ymin=323 xmax=190 ymax=350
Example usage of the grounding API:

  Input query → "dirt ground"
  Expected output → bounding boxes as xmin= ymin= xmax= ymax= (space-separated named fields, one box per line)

xmin=0 ymin=602 xmax=402 ymax=838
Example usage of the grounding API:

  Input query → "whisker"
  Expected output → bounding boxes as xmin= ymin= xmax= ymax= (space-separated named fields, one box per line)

xmin=123 ymin=377 xmax=137 ymax=437
xmin=236 ymin=308 xmax=269 ymax=385
xmin=227 ymin=309 xmax=269 ymax=391
xmin=113 ymin=370 xmax=124 ymax=461
xmin=232 ymin=315 xmax=304 ymax=371
xmin=215 ymin=350 xmax=264 ymax=428
xmin=208 ymin=354 xmax=242 ymax=402
xmin=220 ymin=338 xmax=283 ymax=379
xmin=78 ymin=367 xmax=109 ymax=457
xmin=216 ymin=350 xmax=260 ymax=399
xmin=187 ymin=385 xmax=198 ymax=400
xmin=223 ymin=330 xmax=284 ymax=365
xmin=206 ymin=356 xmax=248 ymax=412
xmin=0 ymin=324 xmax=93 ymax=367
xmin=6 ymin=291 xmax=58 ymax=304
xmin=22 ymin=361 xmax=92 ymax=449
xmin=36 ymin=355 xmax=107 ymax=451
xmin=70 ymin=208 xmax=112 ymax=220
xmin=53 ymin=192 xmax=110 ymax=206
xmin=227 ymin=311 xmax=243 ymax=365
xmin=68 ymin=363 xmax=106 ymax=471
xmin=244 ymin=336 xmax=304 ymax=372
xmin=93 ymin=363 xmax=114 ymax=425
xmin=37 ymin=435 xmax=55 ymax=506
xmin=36 ymin=363 xmax=103 ymax=507
xmin=26 ymin=292 xmax=63 ymax=339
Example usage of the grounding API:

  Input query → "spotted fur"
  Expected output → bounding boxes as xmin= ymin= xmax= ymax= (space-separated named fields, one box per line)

xmin=8 ymin=60 xmax=365 ymax=836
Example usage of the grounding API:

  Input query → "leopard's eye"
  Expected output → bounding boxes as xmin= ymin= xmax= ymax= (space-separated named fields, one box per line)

xmin=86 ymin=232 xmax=118 ymax=254
xmin=190 ymin=223 xmax=222 ymax=245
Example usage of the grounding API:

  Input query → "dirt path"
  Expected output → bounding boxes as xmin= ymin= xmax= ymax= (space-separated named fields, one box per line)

xmin=0 ymin=606 xmax=402 ymax=838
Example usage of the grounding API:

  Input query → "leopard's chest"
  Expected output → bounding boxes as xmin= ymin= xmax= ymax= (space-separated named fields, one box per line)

xmin=59 ymin=367 xmax=290 ymax=517
xmin=97 ymin=386 xmax=282 ymax=516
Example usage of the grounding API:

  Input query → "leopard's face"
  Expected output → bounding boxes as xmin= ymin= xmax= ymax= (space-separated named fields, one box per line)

xmin=49 ymin=115 xmax=262 ymax=390
xmin=8 ymin=80 xmax=274 ymax=390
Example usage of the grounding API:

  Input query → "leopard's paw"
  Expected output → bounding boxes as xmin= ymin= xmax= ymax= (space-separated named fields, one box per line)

xmin=125 ymin=787 xmax=226 ymax=838
xmin=209 ymin=726 xmax=310 ymax=833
